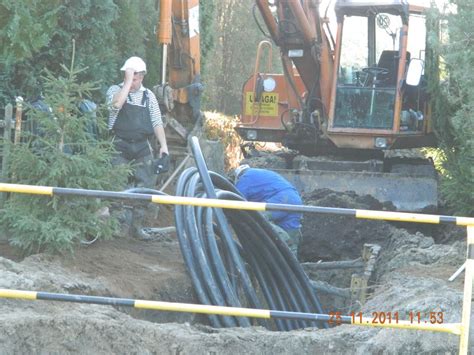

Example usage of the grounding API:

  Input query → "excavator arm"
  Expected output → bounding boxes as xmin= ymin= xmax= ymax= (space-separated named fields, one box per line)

xmin=268 ymin=0 xmax=333 ymax=112
xmin=157 ymin=0 xmax=201 ymax=103
xmin=154 ymin=0 xmax=203 ymax=176
xmin=239 ymin=0 xmax=335 ymax=151
xmin=256 ymin=0 xmax=334 ymax=101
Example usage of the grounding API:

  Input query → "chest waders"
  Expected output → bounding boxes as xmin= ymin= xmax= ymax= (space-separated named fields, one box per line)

xmin=112 ymin=91 xmax=159 ymax=240
xmin=113 ymin=91 xmax=154 ymax=160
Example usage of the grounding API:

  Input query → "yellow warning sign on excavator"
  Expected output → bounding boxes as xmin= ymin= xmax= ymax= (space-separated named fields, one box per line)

xmin=245 ymin=92 xmax=279 ymax=117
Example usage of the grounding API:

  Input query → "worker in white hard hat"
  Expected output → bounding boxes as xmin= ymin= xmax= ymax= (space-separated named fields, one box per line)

xmin=106 ymin=56 xmax=169 ymax=240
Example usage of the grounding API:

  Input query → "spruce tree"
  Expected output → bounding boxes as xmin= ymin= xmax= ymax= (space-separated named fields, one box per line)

xmin=1 ymin=50 xmax=129 ymax=253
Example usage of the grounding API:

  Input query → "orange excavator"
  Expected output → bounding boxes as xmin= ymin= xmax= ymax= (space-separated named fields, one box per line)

xmin=155 ymin=0 xmax=202 ymax=170
xmin=237 ymin=0 xmax=439 ymax=211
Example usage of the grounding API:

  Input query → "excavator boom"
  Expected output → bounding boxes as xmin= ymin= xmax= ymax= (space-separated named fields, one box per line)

xmin=155 ymin=0 xmax=203 ymax=180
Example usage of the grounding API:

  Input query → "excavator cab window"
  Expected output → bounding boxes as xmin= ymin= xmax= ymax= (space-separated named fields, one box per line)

xmin=334 ymin=13 xmax=402 ymax=129
xmin=333 ymin=8 xmax=429 ymax=132
xmin=334 ymin=87 xmax=395 ymax=129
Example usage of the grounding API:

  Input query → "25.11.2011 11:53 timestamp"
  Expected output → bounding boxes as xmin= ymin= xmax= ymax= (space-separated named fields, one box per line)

xmin=328 ymin=311 xmax=445 ymax=325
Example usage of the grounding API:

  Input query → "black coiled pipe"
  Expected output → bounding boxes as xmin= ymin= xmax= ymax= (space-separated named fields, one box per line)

xmin=172 ymin=137 xmax=326 ymax=330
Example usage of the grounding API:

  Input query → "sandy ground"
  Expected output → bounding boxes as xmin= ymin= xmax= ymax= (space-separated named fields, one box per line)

xmin=0 ymin=186 xmax=471 ymax=354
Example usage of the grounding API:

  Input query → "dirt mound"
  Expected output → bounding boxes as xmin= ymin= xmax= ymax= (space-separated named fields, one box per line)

xmin=202 ymin=111 xmax=243 ymax=171
xmin=241 ymin=150 xmax=289 ymax=169
xmin=361 ymin=227 xmax=468 ymax=354
xmin=300 ymin=189 xmax=394 ymax=262
xmin=0 ymin=219 xmax=196 ymax=326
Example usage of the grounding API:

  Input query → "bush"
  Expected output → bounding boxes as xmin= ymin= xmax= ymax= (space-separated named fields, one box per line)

xmin=429 ymin=2 xmax=474 ymax=216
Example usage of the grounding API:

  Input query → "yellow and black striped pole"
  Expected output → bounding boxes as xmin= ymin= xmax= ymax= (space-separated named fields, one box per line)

xmin=459 ymin=226 xmax=473 ymax=355
xmin=0 ymin=183 xmax=473 ymax=227
xmin=0 ymin=288 xmax=464 ymax=335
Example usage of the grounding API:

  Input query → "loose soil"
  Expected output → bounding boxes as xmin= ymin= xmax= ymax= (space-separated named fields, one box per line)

xmin=0 ymin=181 xmax=471 ymax=354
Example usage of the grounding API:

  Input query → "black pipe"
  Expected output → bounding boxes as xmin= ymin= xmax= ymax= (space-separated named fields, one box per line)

xmin=174 ymin=167 xmax=223 ymax=328
xmin=190 ymin=137 xmax=261 ymax=320
xmin=227 ymin=209 xmax=311 ymax=329
xmin=171 ymin=137 xmax=326 ymax=331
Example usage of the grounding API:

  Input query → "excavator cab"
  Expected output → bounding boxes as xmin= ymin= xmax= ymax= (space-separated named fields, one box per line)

xmin=330 ymin=0 xmax=434 ymax=149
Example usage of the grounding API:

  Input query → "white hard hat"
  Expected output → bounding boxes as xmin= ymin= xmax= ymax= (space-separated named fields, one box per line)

xmin=120 ymin=56 xmax=147 ymax=73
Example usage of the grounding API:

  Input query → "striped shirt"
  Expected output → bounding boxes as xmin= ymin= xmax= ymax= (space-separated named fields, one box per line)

xmin=106 ymin=84 xmax=162 ymax=131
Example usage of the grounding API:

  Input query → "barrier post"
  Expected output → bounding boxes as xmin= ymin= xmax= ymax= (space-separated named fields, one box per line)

xmin=459 ymin=226 xmax=473 ymax=355
xmin=0 ymin=103 xmax=13 ymax=206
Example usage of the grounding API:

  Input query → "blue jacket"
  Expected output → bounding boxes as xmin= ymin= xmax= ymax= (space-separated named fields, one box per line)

xmin=236 ymin=168 xmax=302 ymax=231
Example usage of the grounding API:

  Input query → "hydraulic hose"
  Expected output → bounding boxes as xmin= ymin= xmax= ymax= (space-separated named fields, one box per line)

xmin=171 ymin=137 xmax=326 ymax=330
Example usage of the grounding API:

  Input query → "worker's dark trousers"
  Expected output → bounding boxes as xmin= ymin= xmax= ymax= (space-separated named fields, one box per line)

xmin=263 ymin=211 xmax=301 ymax=257
xmin=270 ymin=223 xmax=302 ymax=257
xmin=112 ymin=149 xmax=158 ymax=238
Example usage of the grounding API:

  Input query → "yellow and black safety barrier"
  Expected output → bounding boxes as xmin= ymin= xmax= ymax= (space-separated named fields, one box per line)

xmin=0 ymin=182 xmax=472 ymax=354
xmin=0 ymin=288 xmax=463 ymax=334
xmin=0 ymin=183 xmax=473 ymax=226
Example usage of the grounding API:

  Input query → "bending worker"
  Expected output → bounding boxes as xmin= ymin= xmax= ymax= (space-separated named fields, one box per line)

xmin=233 ymin=164 xmax=303 ymax=256
xmin=107 ymin=56 xmax=169 ymax=240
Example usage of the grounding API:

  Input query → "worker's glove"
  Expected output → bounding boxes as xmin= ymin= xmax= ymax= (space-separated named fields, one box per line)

xmin=155 ymin=153 xmax=170 ymax=174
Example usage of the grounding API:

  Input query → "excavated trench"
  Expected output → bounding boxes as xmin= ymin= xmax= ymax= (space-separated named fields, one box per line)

xmin=0 ymin=188 xmax=398 ymax=330
xmin=112 ymin=188 xmax=392 ymax=327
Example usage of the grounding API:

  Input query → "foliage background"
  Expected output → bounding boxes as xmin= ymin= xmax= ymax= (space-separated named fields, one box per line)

xmin=0 ymin=0 xmax=119 ymax=103
xmin=429 ymin=0 xmax=474 ymax=215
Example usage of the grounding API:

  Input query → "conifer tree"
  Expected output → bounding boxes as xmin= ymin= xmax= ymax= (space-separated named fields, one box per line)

xmin=1 ymin=48 xmax=129 ymax=253
xmin=429 ymin=1 xmax=474 ymax=215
